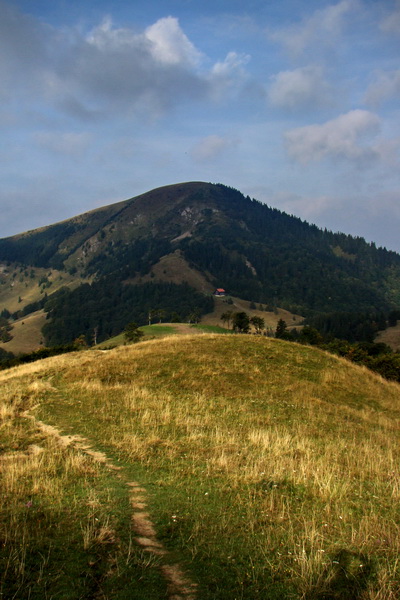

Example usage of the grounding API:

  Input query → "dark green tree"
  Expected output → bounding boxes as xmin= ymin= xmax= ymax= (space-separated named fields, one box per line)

xmin=275 ymin=319 xmax=288 ymax=339
xmin=220 ymin=310 xmax=234 ymax=329
xmin=188 ymin=309 xmax=201 ymax=323
xmin=298 ymin=325 xmax=323 ymax=345
xmin=250 ymin=316 xmax=265 ymax=333
xmin=233 ymin=312 xmax=250 ymax=333
xmin=388 ymin=310 xmax=400 ymax=327
xmin=124 ymin=322 xmax=144 ymax=343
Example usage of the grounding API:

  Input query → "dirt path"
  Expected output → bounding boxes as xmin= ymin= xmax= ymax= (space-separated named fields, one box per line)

xmin=30 ymin=417 xmax=197 ymax=600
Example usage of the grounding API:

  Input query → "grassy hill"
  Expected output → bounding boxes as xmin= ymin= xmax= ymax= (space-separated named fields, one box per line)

xmin=1 ymin=334 xmax=399 ymax=599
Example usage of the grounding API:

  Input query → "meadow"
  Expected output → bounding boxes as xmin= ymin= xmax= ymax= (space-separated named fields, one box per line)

xmin=0 ymin=333 xmax=399 ymax=599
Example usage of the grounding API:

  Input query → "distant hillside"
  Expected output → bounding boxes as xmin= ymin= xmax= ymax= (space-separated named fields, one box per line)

xmin=0 ymin=181 xmax=400 ymax=345
xmin=376 ymin=322 xmax=400 ymax=351
xmin=1 ymin=334 xmax=399 ymax=599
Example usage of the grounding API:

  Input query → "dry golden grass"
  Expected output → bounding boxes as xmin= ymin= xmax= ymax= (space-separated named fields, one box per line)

xmin=0 ymin=266 xmax=84 ymax=313
xmin=376 ymin=322 xmax=400 ymax=351
xmin=201 ymin=295 xmax=303 ymax=329
xmin=0 ymin=334 xmax=399 ymax=599
xmin=0 ymin=310 xmax=47 ymax=354
xmin=131 ymin=249 xmax=213 ymax=294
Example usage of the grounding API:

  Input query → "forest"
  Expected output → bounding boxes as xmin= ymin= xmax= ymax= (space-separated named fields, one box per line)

xmin=177 ymin=186 xmax=399 ymax=315
xmin=41 ymin=280 xmax=214 ymax=346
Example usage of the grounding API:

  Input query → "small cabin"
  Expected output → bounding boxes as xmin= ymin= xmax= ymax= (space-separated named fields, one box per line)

xmin=214 ymin=288 xmax=226 ymax=296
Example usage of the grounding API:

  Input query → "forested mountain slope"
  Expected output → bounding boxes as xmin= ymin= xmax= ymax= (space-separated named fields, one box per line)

xmin=1 ymin=182 xmax=400 ymax=345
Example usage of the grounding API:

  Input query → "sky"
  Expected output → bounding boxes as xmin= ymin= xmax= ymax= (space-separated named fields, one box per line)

xmin=1 ymin=0 xmax=400 ymax=252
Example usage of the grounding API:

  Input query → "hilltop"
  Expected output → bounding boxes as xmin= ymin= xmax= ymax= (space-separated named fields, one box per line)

xmin=0 ymin=181 xmax=400 ymax=348
xmin=0 ymin=333 xmax=399 ymax=599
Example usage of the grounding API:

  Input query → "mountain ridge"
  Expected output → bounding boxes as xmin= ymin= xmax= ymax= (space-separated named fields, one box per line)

xmin=1 ymin=181 xmax=400 ymax=345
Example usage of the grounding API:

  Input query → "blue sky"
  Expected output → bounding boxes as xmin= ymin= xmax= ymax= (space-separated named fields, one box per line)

xmin=1 ymin=0 xmax=400 ymax=251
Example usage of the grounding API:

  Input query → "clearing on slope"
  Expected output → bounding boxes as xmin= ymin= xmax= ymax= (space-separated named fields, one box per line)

xmin=0 ymin=310 xmax=46 ymax=354
xmin=204 ymin=294 xmax=302 ymax=329
xmin=376 ymin=322 xmax=400 ymax=351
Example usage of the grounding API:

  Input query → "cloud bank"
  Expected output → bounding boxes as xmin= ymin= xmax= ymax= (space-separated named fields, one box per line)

xmin=269 ymin=0 xmax=358 ymax=57
xmin=268 ymin=66 xmax=333 ymax=111
xmin=284 ymin=109 xmax=382 ymax=165
xmin=0 ymin=4 xmax=249 ymax=123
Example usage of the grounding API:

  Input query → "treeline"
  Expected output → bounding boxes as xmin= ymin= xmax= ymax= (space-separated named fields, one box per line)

xmin=305 ymin=310 xmax=400 ymax=343
xmin=276 ymin=320 xmax=400 ymax=383
xmin=305 ymin=311 xmax=386 ymax=343
xmin=0 ymin=344 xmax=77 ymax=371
xmin=219 ymin=308 xmax=400 ymax=382
xmin=41 ymin=279 xmax=213 ymax=346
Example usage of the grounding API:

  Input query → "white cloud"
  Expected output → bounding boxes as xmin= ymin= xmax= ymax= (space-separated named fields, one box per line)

xmin=209 ymin=52 xmax=251 ymax=100
xmin=62 ymin=16 xmax=207 ymax=117
xmin=270 ymin=0 xmax=358 ymax=57
xmin=85 ymin=14 xmax=202 ymax=67
xmin=86 ymin=16 xmax=138 ymax=50
xmin=284 ymin=109 xmax=381 ymax=165
xmin=268 ymin=66 xmax=333 ymax=111
xmin=145 ymin=16 xmax=202 ymax=66
xmin=211 ymin=51 xmax=250 ymax=78
xmin=364 ymin=69 xmax=400 ymax=107
xmin=190 ymin=135 xmax=238 ymax=162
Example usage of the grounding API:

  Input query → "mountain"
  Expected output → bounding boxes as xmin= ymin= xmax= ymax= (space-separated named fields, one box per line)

xmin=1 ymin=181 xmax=400 ymax=345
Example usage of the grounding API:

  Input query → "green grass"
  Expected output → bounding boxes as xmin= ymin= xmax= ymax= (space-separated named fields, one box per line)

xmin=0 ymin=334 xmax=399 ymax=599
xmin=97 ymin=324 xmax=179 ymax=348
xmin=190 ymin=323 xmax=232 ymax=334
xmin=0 ymin=399 xmax=165 ymax=599
xmin=96 ymin=332 xmax=126 ymax=348
xmin=139 ymin=324 xmax=178 ymax=336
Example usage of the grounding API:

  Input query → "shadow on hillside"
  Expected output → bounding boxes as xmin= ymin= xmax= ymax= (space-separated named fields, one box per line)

xmin=306 ymin=549 xmax=374 ymax=600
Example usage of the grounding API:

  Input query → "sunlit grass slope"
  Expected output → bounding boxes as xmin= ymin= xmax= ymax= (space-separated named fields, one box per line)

xmin=1 ymin=334 xmax=399 ymax=599
xmin=0 ymin=309 xmax=46 ymax=354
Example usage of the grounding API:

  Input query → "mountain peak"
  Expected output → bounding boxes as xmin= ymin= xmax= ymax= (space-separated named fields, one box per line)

xmin=0 ymin=181 xmax=399 ymax=320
